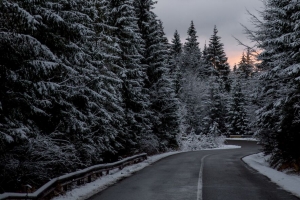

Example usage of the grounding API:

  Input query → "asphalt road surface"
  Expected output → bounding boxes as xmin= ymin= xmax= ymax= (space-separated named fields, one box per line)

xmin=88 ymin=140 xmax=299 ymax=200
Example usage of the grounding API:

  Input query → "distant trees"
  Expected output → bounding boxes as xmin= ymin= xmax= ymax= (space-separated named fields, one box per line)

xmin=236 ymin=48 xmax=255 ymax=78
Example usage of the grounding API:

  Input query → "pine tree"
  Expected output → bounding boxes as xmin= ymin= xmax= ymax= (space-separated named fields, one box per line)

xmin=237 ymin=48 xmax=254 ymax=78
xmin=180 ymin=21 xmax=202 ymax=133
xmin=0 ymin=0 xmax=128 ymax=190
xmin=200 ymin=42 xmax=214 ymax=78
xmin=0 ymin=0 xmax=85 ymax=190
xmin=171 ymin=30 xmax=183 ymax=57
xmin=85 ymin=0 xmax=126 ymax=162
xmin=246 ymin=0 xmax=300 ymax=170
xmin=182 ymin=21 xmax=202 ymax=72
xmin=134 ymin=0 xmax=180 ymax=151
xmin=207 ymin=26 xmax=231 ymax=90
xmin=202 ymin=78 xmax=228 ymax=136
xmin=170 ymin=30 xmax=183 ymax=96
xmin=106 ymin=0 xmax=152 ymax=154
xmin=227 ymin=81 xmax=249 ymax=135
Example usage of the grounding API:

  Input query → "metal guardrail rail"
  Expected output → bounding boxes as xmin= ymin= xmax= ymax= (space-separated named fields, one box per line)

xmin=0 ymin=153 xmax=147 ymax=200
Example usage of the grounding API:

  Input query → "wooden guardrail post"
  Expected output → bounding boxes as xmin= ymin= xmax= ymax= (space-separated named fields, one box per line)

xmin=88 ymin=175 xmax=92 ymax=183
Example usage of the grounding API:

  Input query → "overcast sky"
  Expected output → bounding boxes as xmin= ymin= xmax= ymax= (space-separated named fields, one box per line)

xmin=154 ymin=0 xmax=264 ymax=67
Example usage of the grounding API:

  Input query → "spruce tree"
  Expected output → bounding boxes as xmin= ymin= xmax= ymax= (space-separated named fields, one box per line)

xmin=200 ymin=43 xmax=214 ymax=78
xmin=207 ymin=26 xmax=231 ymax=90
xmin=134 ymin=0 xmax=180 ymax=151
xmin=171 ymin=30 xmax=183 ymax=57
xmin=182 ymin=21 xmax=202 ymax=72
xmin=227 ymin=81 xmax=249 ymax=135
xmin=246 ymin=0 xmax=300 ymax=170
xmin=202 ymin=78 xmax=228 ymax=136
xmin=170 ymin=30 xmax=183 ymax=96
xmin=106 ymin=0 xmax=152 ymax=154
xmin=237 ymin=48 xmax=254 ymax=78
xmin=0 ymin=0 xmax=84 ymax=190
xmin=0 ymin=0 xmax=127 ymax=190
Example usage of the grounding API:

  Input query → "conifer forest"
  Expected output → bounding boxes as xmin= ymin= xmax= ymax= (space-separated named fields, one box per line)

xmin=0 ymin=0 xmax=299 ymax=192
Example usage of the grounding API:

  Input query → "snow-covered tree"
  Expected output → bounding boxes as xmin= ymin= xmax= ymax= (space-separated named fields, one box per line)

xmin=237 ymin=48 xmax=254 ymax=78
xmin=106 ymin=0 xmax=153 ymax=154
xmin=170 ymin=30 xmax=183 ymax=96
xmin=245 ymin=0 xmax=300 ymax=170
xmin=134 ymin=0 xmax=180 ymax=151
xmin=199 ymin=43 xmax=214 ymax=78
xmin=227 ymin=81 xmax=250 ymax=135
xmin=206 ymin=26 xmax=231 ymax=91
xmin=182 ymin=21 xmax=202 ymax=72
xmin=171 ymin=30 xmax=183 ymax=57
xmin=202 ymin=78 xmax=228 ymax=136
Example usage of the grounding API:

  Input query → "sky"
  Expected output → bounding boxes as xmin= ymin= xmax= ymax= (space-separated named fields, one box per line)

xmin=154 ymin=0 xmax=264 ymax=67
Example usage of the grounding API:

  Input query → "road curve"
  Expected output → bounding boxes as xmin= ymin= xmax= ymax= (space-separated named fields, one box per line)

xmin=88 ymin=140 xmax=299 ymax=200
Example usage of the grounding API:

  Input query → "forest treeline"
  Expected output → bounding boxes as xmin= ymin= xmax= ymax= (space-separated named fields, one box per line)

xmin=0 ymin=0 xmax=299 ymax=193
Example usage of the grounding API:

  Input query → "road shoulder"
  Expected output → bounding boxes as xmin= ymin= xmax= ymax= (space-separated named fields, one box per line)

xmin=243 ymin=153 xmax=300 ymax=198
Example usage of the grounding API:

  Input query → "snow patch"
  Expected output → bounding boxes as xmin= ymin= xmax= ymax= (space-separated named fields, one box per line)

xmin=226 ymin=138 xmax=258 ymax=141
xmin=243 ymin=153 xmax=300 ymax=198
xmin=210 ymin=145 xmax=241 ymax=150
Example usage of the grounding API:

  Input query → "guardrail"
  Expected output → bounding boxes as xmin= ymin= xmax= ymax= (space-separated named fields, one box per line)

xmin=0 ymin=153 xmax=147 ymax=200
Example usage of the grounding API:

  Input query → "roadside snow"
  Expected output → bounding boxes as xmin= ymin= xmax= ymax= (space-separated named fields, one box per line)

xmin=243 ymin=153 xmax=300 ymax=198
xmin=53 ymin=145 xmax=240 ymax=200
xmin=211 ymin=145 xmax=241 ymax=150
xmin=52 ymin=151 xmax=180 ymax=200
xmin=226 ymin=138 xmax=258 ymax=141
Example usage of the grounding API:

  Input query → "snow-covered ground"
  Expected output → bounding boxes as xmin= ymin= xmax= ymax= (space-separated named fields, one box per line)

xmin=243 ymin=153 xmax=300 ymax=198
xmin=226 ymin=138 xmax=258 ymax=141
xmin=210 ymin=144 xmax=241 ymax=150
xmin=53 ymin=144 xmax=240 ymax=200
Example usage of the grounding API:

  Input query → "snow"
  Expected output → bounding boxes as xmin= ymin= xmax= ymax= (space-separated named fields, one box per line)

xmin=243 ymin=153 xmax=300 ymax=198
xmin=53 ymin=145 xmax=240 ymax=200
xmin=210 ymin=145 xmax=241 ymax=150
xmin=226 ymin=137 xmax=258 ymax=141
xmin=52 ymin=152 xmax=180 ymax=200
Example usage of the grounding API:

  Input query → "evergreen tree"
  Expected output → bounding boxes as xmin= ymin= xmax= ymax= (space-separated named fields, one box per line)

xmin=200 ymin=42 xmax=214 ymax=78
xmin=0 ymin=0 xmax=87 ymax=190
xmin=171 ymin=30 xmax=183 ymax=57
xmin=227 ymin=81 xmax=249 ymax=135
xmin=182 ymin=21 xmax=202 ymax=72
xmin=246 ymin=0 xmax=300 ymax=170
xmin=237 ymin=48 xmax=254 ymax=78
xmin=207 ymin=26 xmax=231 ymax=90
xmin=179 ymin=21 xmax=204 ymax=134
xmin=233 ymin=64 xmax=238 ymax=73
xmin=170 ymin=30 xmax=183 ymax=96
xmin=202 ymin=78 xmax=228 ymax=136
xmin=106 ymin=0 xmax=152 ymax=154
xmin=0 ymin=0 xmax=126 ymax=190
xmin=134 ymin=0 xmax=180 ymax=151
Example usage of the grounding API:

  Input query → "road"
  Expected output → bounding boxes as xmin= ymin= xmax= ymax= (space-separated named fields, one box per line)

xmin=88 ymin=140 xmax=299 ymax=200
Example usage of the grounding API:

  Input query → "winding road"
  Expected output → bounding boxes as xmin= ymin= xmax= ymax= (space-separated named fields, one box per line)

xmin=88 ymin=140 xmax=299 ymax=200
